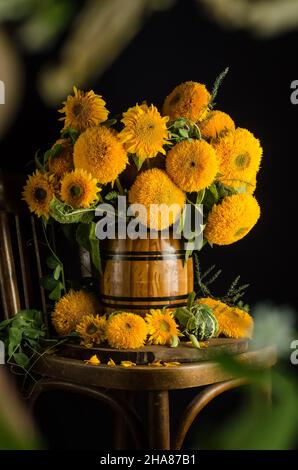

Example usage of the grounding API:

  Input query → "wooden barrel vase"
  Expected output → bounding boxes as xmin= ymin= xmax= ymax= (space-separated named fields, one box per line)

xmin=100 ymin=236 xmax=194 ymax=315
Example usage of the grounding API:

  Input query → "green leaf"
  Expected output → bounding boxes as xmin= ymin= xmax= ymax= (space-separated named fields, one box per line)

xmin=89 ymin=222 xmax=102 ymax=274
xmin=209 ymin=67 xmax=229 ymax=108
xmin=46 ymin=254 xmax=60 ymax=270
xmin=196 ymin=189 xmax=205 ymax=205
xmin=43 ymin=149 xmax=52 ymax=166
xmin=61 ymin=127 xmax=80 ymax=144
xmin=171 ymin=118 xmax=188 ymax=128
xmin=104 ymin=191 xmax=119 ymax=201
xmin=179 ymin=128 xmax=189 ymax=138
xmin=76 ymin=223 xmax=91 ymax=251
xmin=9 ymin=327 xmax=22 ymax=346
xmin=193 ymin=125 xmax=202 ymax=140
xmin=11 ymin=316 xmax=30 ymax=329
xmin=34 ymin=149 xmax=45 ymax=171
xmin=216 ymin=181 xmax=238 ymax=198
xmin=25 ymin=338 xmax=39 ymax=348
xmin=102 ymin=118 xmax=117 ymax=127
xmin=50 ymin=143 xmax=63 ymax=159
xmin=17 ymin=309 xmax=41 ymax=321
xmin=187 ymin=292 xmax=196 ymax=308
xmin=173 ymin=307 xmax=190 ymax=328
xmin=53 ymin=264 xmax=62 ymax=280
xmin=0 ymin=318 xmax=13 ymax=331
xmin=23 ymin=327 xmax=45 ymax=340
xmin=13 ymin=352 xmax=30 ymax=368
xmin=31 ymin=310 xmax=44 ymax=328
xmin=132 ymin=155 xmax=143 ymax=171
xmin=50 ymin=197 xmax=95 ymax=224
xmin=208 ymin=183 xmax=219 ymax=203
xmin=40 ymin=275 xmax=60 ymax=291
xmin=49 ymin=283 xmax=62 ymax=301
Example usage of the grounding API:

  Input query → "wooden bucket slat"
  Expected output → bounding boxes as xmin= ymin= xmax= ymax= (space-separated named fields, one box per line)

xmin=100 ymin=236 xmax=194 ymax=315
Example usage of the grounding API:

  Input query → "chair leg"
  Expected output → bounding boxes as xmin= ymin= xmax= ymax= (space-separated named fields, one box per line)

xmin=148 ymin=390 xmax=170 ymax=450
xmin=172 ymin=378 xmax=248 ymax=450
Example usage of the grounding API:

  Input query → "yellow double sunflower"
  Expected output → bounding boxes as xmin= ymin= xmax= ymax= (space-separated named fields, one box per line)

xmin=163 ymin=81 xmax=210 ymax=122
xmin=73 ymin=126 xmax=128 ymax=184
xmin=60 ymin=168 xmax=99 ymax=208
xmin=199 ymin=110 xmax=235 ymax=140
xmin=58 ymin=86 xmax=109 ymax=132
xmin=166 ymin=139 xmax=218 ymax=192
xmin=22 ymin=171 xmax=54 ymax=219
xmin=106 ymin=313 xmax=148 ymax=349
xmin=48 ymin=138 xmax=74 ymax=178
xmin=198 ymin=297 xmax=253 ymax=339
xmin=128 ymin=168 xmax=186 ymax=231
xmin=213 ymin=127 xmax=262 ymax=191
xmin=205 ymin=193 xmax=260 ymax=245
xmin=119 ymin=104 xmax=169 ymax=160
xmin=52 ymin=289 xmax=100 ymax=336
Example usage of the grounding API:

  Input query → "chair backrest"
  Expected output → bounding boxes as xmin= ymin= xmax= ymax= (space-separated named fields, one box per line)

xmin=0 ymin=170 xmax=46 ymax=320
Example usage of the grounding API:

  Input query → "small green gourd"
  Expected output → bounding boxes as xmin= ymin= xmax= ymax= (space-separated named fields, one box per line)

xmin=173 ymin=292 xmax=218 ymax=347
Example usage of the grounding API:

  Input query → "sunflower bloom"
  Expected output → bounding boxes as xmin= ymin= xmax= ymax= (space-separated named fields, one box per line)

xmin=60 ymin=168 xmax=99 ymax=208
xmin=22 ymin=171 xmax=54 ymax=219
xmin=48 ymin=138 xmax=74 ymax=178
xmin=146 ymin=309 xmax=182 ymax=346
xmin=199 ymin=110 xmax=235 ymax=140
xmin=52 ymin=289 xmax=100 ymax=336
xmin=73 ymin=126 xmax=128 ymax=184
xmin=213 ymin=128 xmax=262 ymax=188
xmin=205 ymin=193 xmax=260 ymax=245
xmin=198 ymin=297 xmax=254 ymax=338
xmin=119 ymin=104 xmax=169 ymax=160
xmin=76 ymin=314 xmax=107 ymax=348
xmin=166 ymin=140 xmax=218 ymax=192
xmin=106 ymin=312 xmax=148 ymax=349
xmin=58 ymin=86 xmax=109 ymax=132
xmin=128 ymin=169 xmax=186 ymax=230
xmin=163 ymin=81 xmax=210 ymax=122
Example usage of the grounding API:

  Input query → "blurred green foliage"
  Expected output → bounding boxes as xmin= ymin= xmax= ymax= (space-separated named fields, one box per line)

xmin=0 ymin=416 xmax=38 ymax=450
xmin=0 ymin=0 xmax=76 ymax=51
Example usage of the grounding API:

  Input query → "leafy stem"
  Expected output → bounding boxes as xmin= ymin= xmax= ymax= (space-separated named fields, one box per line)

xmin=41 ymin=221 xmax=66 ymax=294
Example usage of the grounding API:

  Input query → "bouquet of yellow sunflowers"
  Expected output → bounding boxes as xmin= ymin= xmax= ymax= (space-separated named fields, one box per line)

xmin=20 ymin=68 xmax=261 ymax=352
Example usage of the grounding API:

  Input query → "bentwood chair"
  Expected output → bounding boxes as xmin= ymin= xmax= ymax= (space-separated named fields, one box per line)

xmin=0 ymin=171 xmax=276 ymax=450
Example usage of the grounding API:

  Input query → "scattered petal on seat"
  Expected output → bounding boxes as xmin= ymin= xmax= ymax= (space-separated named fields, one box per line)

xmin=107 ymin=358 xmax=116 ymax=367
xmin=84 ymin=354 xmax=100 ymax=365
xmin=148 ymin=360 xmax=163 ymax=367
xmin=120 ymin=361 xmax=136 ymax=367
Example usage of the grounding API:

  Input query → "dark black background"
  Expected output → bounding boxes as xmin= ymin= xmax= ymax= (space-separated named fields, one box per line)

xmin=1 ymin=0 xmax=296 ymax=310
xmin=1 ymin=0 xmax=297 ymax=450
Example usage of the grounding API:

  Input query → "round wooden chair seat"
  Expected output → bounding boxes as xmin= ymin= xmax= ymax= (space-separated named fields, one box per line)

xmin=33 ymin=344 xmax=276 ymax=391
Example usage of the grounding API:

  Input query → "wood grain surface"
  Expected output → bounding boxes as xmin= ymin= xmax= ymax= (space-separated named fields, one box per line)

xmin=100 ymin=236 xmax=194 ymax=315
